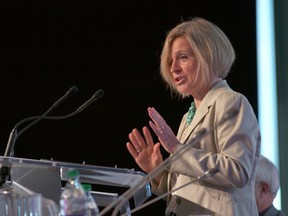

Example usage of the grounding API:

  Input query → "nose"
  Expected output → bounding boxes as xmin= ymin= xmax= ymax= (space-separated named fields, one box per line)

xmin=170 ymin=60 xmax=181 ymax=73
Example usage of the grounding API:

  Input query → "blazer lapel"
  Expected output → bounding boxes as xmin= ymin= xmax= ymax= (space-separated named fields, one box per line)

xmin=179 ymin=80 xmax=229 ymax=144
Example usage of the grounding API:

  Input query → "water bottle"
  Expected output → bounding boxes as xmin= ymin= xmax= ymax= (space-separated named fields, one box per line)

xmin=59 ymin=169 xmax=87 ymax=216
xmin=82 ymin=184 xmax=99 ymax=216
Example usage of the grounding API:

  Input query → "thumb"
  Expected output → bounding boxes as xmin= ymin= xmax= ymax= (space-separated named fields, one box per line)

xmin=154 ymin=142 xmax=161 ymax=153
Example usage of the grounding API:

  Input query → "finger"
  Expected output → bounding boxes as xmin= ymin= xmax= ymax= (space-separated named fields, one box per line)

xmin=148 ymin=107 xmax=166 ymax=126
xmin=126 ymin=142 xmax=138 ymax=159
xmin=148 ymin=107 xmax=161 ymax=126
xmin=149 ymin=120 xmax=164 ymax=137
xmin=128 ymin=130 xmax=142 ymax=153
xmin=129 ymin=128 xmax=147 ymax=150
xmin=154 ymin=142 xmax=162 ymax=155
xmin=142 ymin=126 xmax=154 ymax=148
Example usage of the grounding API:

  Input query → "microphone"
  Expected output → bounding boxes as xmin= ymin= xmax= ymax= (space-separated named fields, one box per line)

xmin=50 ymin=86 xmax=79 ymax=109
xmin=26 ymin=88 xmax=105 ymax=121
xmin=4 ymin=88 xmax=104 ymax=158
xmin=4 ymin=86 xmax=78 ymax=157
xmin=76 ymin=89 xmax=104 ymax=112
xmin=19 ymin=86 xmax=78 ymax=137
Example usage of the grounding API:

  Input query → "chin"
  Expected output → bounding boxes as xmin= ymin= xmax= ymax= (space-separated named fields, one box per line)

xmin=176 ymin=87 xmax=189 ymax=95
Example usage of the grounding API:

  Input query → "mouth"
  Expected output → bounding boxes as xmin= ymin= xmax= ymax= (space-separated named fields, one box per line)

xmin=174 ymin=76 xmax=185 ymax=85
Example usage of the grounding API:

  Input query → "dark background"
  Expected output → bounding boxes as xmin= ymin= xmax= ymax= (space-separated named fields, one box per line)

xmin=0 ymin=0 xmax=257 ymax=215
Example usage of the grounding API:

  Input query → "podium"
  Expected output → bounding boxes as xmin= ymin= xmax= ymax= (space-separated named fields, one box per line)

xmin=0 ymin=156 xmax=152 ymax=215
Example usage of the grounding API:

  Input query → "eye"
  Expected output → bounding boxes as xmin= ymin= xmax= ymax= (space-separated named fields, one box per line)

xmin=168 ymin=58 xmax=173 ymax=67
xmin=179 ymin=54 xmax=188 ymax=61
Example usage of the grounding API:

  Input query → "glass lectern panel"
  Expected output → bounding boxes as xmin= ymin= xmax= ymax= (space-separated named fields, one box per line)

xmin=0 ymin=156 xmax=151 ymax=215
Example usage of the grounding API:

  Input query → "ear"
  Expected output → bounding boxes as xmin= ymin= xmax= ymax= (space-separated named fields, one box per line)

xmin=261 ymin=182 xmax=270 ymax=194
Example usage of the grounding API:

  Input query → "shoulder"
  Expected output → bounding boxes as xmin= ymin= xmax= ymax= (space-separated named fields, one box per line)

xmin=201 ymin=81 xmax=258 ymax=128
xmin=267 ymin=205 xmax=287 ymax=216
xmin=207 ymin=84 xmax=252 ymax=114
xmin=204 ymin=79 xmax=250 ymax=108
xmin=277 ymin=210 xmax=288 ymax=216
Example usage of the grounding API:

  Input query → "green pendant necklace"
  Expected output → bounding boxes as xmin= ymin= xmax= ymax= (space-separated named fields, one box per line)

xmin=186 ymin=102 xmax=196 ymax=125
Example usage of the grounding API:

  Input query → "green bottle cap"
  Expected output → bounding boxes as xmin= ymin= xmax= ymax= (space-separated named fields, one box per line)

xmin=82 ymin=184 xmax=92 ymax=192
xmin=67 ymin=169 xmax=79 ymax=178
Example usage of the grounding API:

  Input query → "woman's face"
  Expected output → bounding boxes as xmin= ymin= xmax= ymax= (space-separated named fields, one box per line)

xmin=169 ymin=36 xmax=200 ymax=96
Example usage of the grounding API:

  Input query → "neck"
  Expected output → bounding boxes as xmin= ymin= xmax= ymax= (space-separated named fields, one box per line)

xmin=193 ymin=78 xmax=222 ymax=108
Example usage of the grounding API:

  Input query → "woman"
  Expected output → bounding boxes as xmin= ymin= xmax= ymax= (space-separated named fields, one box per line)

xmin=126 ymin=17 xmax=260 ymax=216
